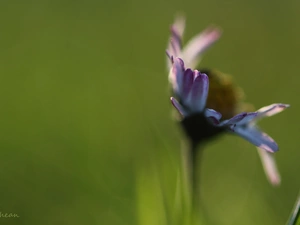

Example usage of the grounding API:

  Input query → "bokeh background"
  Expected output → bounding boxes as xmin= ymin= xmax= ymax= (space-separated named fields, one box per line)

xmin=0 ymin=0 xmax=299 ymax=224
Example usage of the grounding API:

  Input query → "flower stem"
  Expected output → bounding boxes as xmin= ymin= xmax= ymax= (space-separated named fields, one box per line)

xmin=287 ymin=192 xmax=300 ymax=225
xmin=181 ymin=138 xmax=201 ymax=224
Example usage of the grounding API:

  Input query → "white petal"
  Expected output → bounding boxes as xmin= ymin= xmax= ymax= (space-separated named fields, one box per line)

xmin=254 ymin=103 xmax=290 ymax=122
xmin=257 ymin=147 xmax=281 ymax=186
xmin=166 ymin=17 xmax=185 ymax=69
xmin=171 ymin=16 xmax=186 ymax=38
xmin=182 ymin=26 xmax=221 ymax=68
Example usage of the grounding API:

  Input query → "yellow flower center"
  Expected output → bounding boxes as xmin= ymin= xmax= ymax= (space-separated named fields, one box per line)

xmin=201 ymin=69 xmax=252 ymax=120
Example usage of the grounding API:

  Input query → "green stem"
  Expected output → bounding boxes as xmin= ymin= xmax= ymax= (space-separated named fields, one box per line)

xmin=192 ymin=141 xmax=203 ymax=224
xmin=287 ymin=192 xmax=300 ymax=225
xmin=181 ymin=139 xmax=202 ymax=224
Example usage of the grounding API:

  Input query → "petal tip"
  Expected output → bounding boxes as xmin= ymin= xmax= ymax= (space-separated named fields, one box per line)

xmin=174 ymin=57 xmax=184 ymax=67
xmin=270 ymin=176 xmax=281 ymax=186
xmin=170 ymin=97 xmax=187 ymax=117
xmin=259 ymin=143 xmax=279 ymax=153
xmin=282 ymin=103 xmax=290 ymax=108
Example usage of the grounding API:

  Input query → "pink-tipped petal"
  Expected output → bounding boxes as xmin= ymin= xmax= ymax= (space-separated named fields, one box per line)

xmin=170 ymin=26 xmax=183 ymax=55
xmin=166 ymin=17 xmax=185 ymax=69
xmin=190 ymin=71 xmax=209 ymax=112
xmin=234 ymin=126 xmax=279 ymax=153
xmin=257 ymin=147 xmax=281 ymax=186
xmin=182 ymin=26 xmax=222 ymax=68
xmin=170 ymin=39 xmax=181 ymax=57
xmin=204 ymin=108 xmax=222 ymax=121
xmin=171 ymin=16 xmax=186 ymax=38
xmin=256 ymin=103 xmax=290 ymax=119
xmin=170 ymin=97 xmax=187 ymax=117
xmin=169 ymin=58 xmax=185 ymax=96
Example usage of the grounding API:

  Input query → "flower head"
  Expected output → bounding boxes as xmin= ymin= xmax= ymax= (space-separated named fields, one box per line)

xmin=169 ymin=57 xmax=289 ymax=154
xmin=166 ymin=17 xmax=290 ymax=186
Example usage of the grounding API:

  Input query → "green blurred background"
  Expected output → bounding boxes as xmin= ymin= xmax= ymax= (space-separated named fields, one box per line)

xmin=0 ymin=0 xmax=299 ymax=224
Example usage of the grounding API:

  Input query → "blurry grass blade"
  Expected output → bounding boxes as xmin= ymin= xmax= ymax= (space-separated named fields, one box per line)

xmin=173 ymin=169 xmax=183 ymax=225
xmin=287 ymin=192 xmax=300 ymax=225
xmin=135 ymin=163 xmax=168 ymax=225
